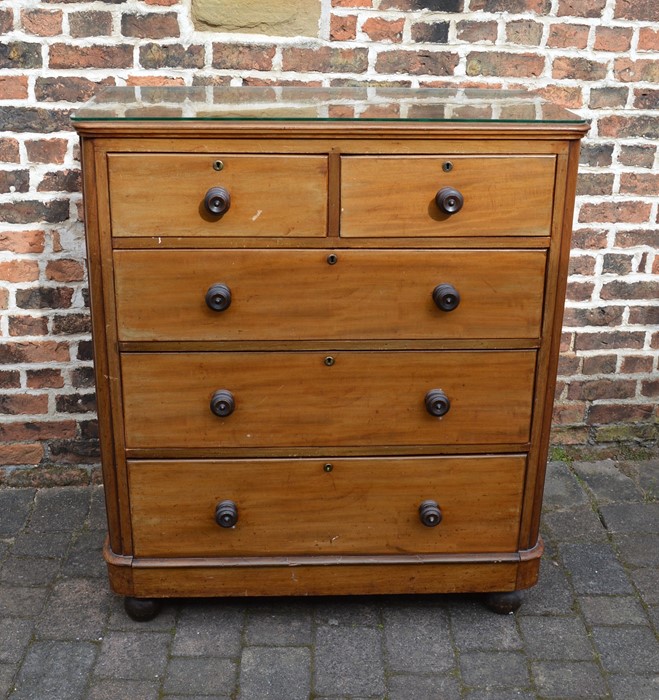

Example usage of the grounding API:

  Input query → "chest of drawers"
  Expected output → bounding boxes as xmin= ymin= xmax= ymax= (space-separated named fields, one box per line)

xmin=73 ymin=87 xmax=588 ymax=620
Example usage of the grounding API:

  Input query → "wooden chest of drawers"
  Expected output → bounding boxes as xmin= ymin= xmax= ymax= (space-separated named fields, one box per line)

xmin=73 ymin=87 xmax=588 ymax=620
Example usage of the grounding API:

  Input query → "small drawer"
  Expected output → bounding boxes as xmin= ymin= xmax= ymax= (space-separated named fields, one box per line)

xmin=121 ymin=350 xmax=536 ymax=449
xmin=340 ymin=155 xmax=555 ymax=237
xmin=128 ymin=455 xmax=526 ymax=557
xmin=107 ymin=153 xmax=328 ymax=237
xmin=113 ymin=248 xmax=547 ymax=342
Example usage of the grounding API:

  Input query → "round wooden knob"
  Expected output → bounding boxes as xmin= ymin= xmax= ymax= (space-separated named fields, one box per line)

xmin=419 ymin=500 xmax=442 ymax=527
xmin=435 ymin=187 xmax=463 ymax=215
xmin=425 ymin=389 xmax=450 ymax=417
xmin=433 ymin=284 xmax=460 ymax=311
xmin=205 ymin=283 xmax=232 ymax=311
xmin=210 ymin=389 xmax=235 ymax=417
xmin=215 ymin=500 xmax=238 ymax=528
xmin=204 ymin=186 xmax=231 ymax=215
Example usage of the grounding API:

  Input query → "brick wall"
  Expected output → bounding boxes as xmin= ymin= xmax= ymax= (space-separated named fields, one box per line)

xmin=1 ymin=0 xmax=657 ymax=483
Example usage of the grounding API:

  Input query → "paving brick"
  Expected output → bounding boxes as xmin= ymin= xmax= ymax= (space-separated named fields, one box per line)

xmin=542 ymin=461 xmax=590 ymax=511
xmin=450 ymin=600 xmax=522 ymax=650
xmin=87 ymin=486 xmax=108 ymax=530
xmin=163 ymin=657 xmax=236 ymax=696
xmin=86 ymin=679 xmax=161 ymax=700
xmin=613 ymin=533 xmax=659 ymax=567
xmin=0 ymin=663 xmax=17 ymax=698
xmin=571 ymin=460 xmax=642 ymax=503
xmin=27 ymin=488 xmax=90 ymax=532
xmin=459 ymin=651 xmax=530 ymax=689
xmin=244 ymin=599 xmax=313 ymax=645
xmin=531 ymin=660 xmax=607 ymax=697
xmin=600 ymin=503 xmax=659 ymax=534
xmin=518 ymin=556 xmax=576 ymax=615
xmin=172 ymin=601 xmax=244 ymax=657
xmin=578 ymin=595 xmax=648 ymax=626
xmin=313 ymin=596 xmax=381 ymax=627
xmin=36 ymin=578 xmax=111 ymax=640
xmin=592 ymin=625 xmax=659 ymax=673
xmin=238 ymin=647 xmax=309 ymax=699
xmin=0 ymin=489 xmax=35 ymax=535
xmin=106 ymin=599 xmax=177 ymax=632
xmin=11 ymin=531 xmax=72 ymax=558
xmin=62 ymin=530 xmax=106 ymax=578
xmin=0 ymin=618 xmax=34 ymax=663
xmin=543 ymin=506 xmax=608 ymax=543
xmin=0 ymin=555 xmax=60 ymax=586
xmin=314 ymin=625 xmax=385 ymax=696
xmin=94 ymin=631 xmax=171 ymax=681
xmin=559 ymin=543 xmax=633 ymax=594
xmin=383 ymin=603 xmax=454 ymax=672
xmin=465 ymin=691 xmax=536 ymax=699
xmin=518 ymin=616 xmax=594 ymax=660
xmin=387 ymin=673 xmax=462 ymax=699
xmin=630 ymin=567 xmax=659 ymax=605
xmin=0 ymin=585 xmax=47 ymax=618
xmin=608 ymin=674 xmax=659 ymax=700
xmin=11 ymin=640 xmax=96 ymax=700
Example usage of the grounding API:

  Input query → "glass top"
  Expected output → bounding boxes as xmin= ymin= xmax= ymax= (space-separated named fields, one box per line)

xmin=72 ymin=86 xmax=586 ymax=124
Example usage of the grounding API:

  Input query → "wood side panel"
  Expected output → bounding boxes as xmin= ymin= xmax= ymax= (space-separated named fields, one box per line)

xmin=113 ymin=248 xmax=547 ymax=342
xmin=127 ymin=455 xmax=525 ymax=557
xmin=341 ymin=155 xmax=555 ymax=237
xmin=120 ymin=350 xmax=537 ymax=449
xmin=108 ymin=154 xmax=328 ymax=237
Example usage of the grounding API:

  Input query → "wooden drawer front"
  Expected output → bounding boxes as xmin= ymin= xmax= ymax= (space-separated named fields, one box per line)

xmin=341 ymin=156 xmax=555 ymax=237
xmin=114 ymin=248 xmax=546 ymax=342
xmin=121 ymin=350 xmax=536 ymax=448
xmin=107 ymin=154 xmax=328 ymax=237
xmin=128 ymin=455 xmax=525 ymax=557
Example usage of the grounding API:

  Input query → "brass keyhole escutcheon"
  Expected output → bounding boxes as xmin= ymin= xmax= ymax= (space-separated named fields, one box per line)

xmin=442 ymin=161 xmax=453 ymax=172
xmin=323 ymin=463 xmax=333 ymax=473
xmin=213 ymin=160 xmax=224 ymax=171
xmin=324 ymin=356 xmax=335 ymax=367
xmin=327 ymin=253 xmax=338 ymax=265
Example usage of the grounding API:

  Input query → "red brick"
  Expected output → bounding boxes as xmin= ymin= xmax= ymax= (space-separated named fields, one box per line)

xmin=411 ymin=22 xmax=449 ymax=44
xmin=576 ymin=173 xmax=614 ymax=196
xmin=140 ymin=43 xmax=205 ymax=70
xmin=16 ymin=287 xmax=73 ymax=310
xmin=558 ymin=0 xmax=606 ymax=17
xmin=601 ymin=253 xmax=633 ymax=274
xmin=0 ymin=420 xmax=77 ymax=441
xmin=0 ymin=8 xmax=12 ymax=33
xmin=52 ymin=314 xmax=90 ymax=335
xmin=25 ymin=138 xmax=68 ymax=164
xmin=0 ymin=231 xmax=45 ymax=254
xmin=566 ymin=281 xmax=594 ymax=301
xmin=548 ymin=23 xmax=590 ymax=49
xmin=621 ymin=355 xmax=653 ymax=373
xmin=121 ymin=12 xmax=179 ymax=39
xmin=568 ymin=378 xmax=636 ymax=400
xmin=589 ymin=86 xmax=628 ymax=109
xmin=562 ymin=306 xmax=624 ymax=327
xmin=0 ymin=287 xmax=7 ymax=310
xmin=568 ymin=254 xmax=596 ymax=275
xmin=69 ymin=11 xmax=112 ymax=37
xmin=0 ymin=394 xmax=48 ymax=415
xmin=553 ymin=56 xmax=607 ymax=80
xmin=0 ymin=76 xmax=28 ymax=99
xmin=620 ymin=172 xmax=659 ymax=196
xmin=638 ymin=27 xmax=659 ymax=51
xmin=56 ymin=393 xmax=96 ymax=414
xmin=506 ymin=20 xmax=543 ymax=45
xmin=615 ymin=58 xmax=659 ymax=83
xmin=471 ymin=0 xmax=548 ymax=10
xmin=381 ymin=0 xmax=461 ymax=7
xmin=0 ymin=138 xmax=20 ymax=163
xmin=0 ymin=443 xmax=44 ymax=466
xmin=21 ymin=8 xmax=62 ymax=36
xmin=36 ymin=76 xmax=114 ymax=103
xmin=634 ymin=88 xmax=659 ymax=110
xmin=615 ymin=229 xmax=659 ymax=248
xmin=145 ymin=0 xmax=179 ymax=5
xmin=126 ymin=75 xmax=186 ymax=87
xmin=27 ymin=368 xmax=64 ymax=389
xmin=38 ymin=169 xmax=81 ymax=193
xmin=641 ymin=379 xmax=659 ymax=397
xmin=575 ymin=330 xmax=645 ymax=351
xmin=283 ymin=47 xmax=368 ymax=73
xmin=0 ymin=41 xmax=42 ymax=69
xmin=0 ymin=170 xmax=29 ymax=194
xmin=594 ymin=26 xmax=632 ymax=52
xmin=0 ymin=260 xmax=39 ymax=283
xmin=45 ymin=259 xmax=85 ymax=282
xmin=0 ymin=370 xmax=21 ymax=389
xmin=0 ymin=341 xmax=70 ymax=364
xmin=213 ymin=44 xmax=276 ymax=71
xmin=376 ymin=49 xmax=459 ymax=76
xmin=578 ymin=201 xmax=652 ymax=224
xmin=457 ymin=20 xmax=497 ymax=43
xmin=628 ymin=305 xmax=659 ymax=325
xmin=535 ymin=85 xmax=584 ymax=109
xmin=362 ymin=17 xmax=405 ymax=43
xmin=558 ymin=353 xmax=581 ymax=375
xmin=330 ymin=14 xmax=357 ymax=41
xmin=587 ymin=403 xmax=654 ymax=424
xmin=582 ymin=355 xmax=617 ymax=375
xmin=614 ymin=0 xmax=658 ymax=21
xmin=598 ymin=115 xmax=658 ymax=139
xmin=466 ymin=51 xmax=544 ymax=78
xmin=572 ymin=228 xmax=608 ymax=249
xmin=49 ymin=44 xmax=133 ymax=70
xmin=580 ymin=144 xmax=614 ymax=167
xmin=8 ymin=315 xmax=48 ymax=337
xmin=553 ymin=403 xmax=587 ymax=425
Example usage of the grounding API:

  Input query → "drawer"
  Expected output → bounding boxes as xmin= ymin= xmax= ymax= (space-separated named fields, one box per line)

xmin=107 ymin=154 xmax=328 ymax=237
xmin=114 ymin=248 xmax=546 ymax=342
xmin=121 ymin=350 xmax=536 ymax=448
xmin=128 ymin=455 xmax=526 ymax=557
xmin=341 ymin=155 xmax=555 ymax=237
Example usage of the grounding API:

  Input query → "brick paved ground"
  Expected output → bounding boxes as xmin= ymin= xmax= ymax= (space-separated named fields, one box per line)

xmin=0 ymin=459 xmax=657 ymax=700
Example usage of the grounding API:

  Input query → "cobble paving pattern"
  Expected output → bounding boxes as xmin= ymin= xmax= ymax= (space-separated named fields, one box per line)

xmin=0 ymin=459 xmax=657 ymax=699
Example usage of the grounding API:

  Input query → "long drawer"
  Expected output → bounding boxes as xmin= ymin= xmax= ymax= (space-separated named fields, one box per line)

xmin=121 ymin=350 xmax=536 ymax=449
xmin=108 ymin=154 xmax=328 ymax=237
xmin=128 ymin=455 xmax=526 ymax=557
xmin=341 ymin=155 xmax=556 ymax=237
xmin=113 ymin=249 xmax=547 ymax=342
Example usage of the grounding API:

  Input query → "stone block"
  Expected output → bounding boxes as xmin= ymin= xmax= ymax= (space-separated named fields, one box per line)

xmin=164 ymin=657 xmax=236 ymax=696
xmin=532 ymin=661 xmax=607 ymax=697
xmin=238 ymin=647 xmax=310 ymax=700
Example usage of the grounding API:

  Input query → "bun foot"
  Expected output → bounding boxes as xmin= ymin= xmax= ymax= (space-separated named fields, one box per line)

xmin=124 ymin=596 xmax=161 ymax=621
xmin=484 ymin=590 xmax=524 ymax=614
